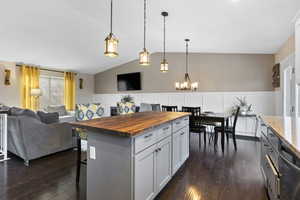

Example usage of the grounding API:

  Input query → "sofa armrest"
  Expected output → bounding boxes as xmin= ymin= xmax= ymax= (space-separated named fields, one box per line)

xmin=59 ymin=115 xmax=75 ymax=123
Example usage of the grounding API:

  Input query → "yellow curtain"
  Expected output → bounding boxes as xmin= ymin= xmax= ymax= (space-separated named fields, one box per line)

xmin=20 ymin=65 xmax=40 ymax=110
xmin=64 ymin=72 xmax=76 ymax=111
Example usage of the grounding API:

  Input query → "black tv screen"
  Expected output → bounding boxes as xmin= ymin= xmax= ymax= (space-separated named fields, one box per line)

xmin=117 ymin=72 xmax=141 ymax=91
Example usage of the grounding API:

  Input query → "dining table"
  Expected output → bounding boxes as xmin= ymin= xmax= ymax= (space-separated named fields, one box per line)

xmin=198 ymin=112 xmax=232 ymax=153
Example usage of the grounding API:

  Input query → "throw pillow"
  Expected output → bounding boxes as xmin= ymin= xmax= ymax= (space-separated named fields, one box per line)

xmin=76 ymin=103 xmax=104 ymax=121
xmin=37 ymin=111 xmax=59 ymax=124
xmin=118 ymin=102 xmax=136 ymax=115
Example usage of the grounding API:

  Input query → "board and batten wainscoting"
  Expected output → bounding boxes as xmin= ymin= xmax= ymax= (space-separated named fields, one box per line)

xmin=93 ymin=91 xmax=277 ymax=138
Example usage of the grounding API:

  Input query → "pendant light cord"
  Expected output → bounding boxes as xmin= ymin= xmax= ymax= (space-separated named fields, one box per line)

xmin=186 ymin=40 xmax=188 ymax=73
xmin=110 ymin=0 xmax=113 ymax=34
xmin=163 ymin=15 xmax=166 ymax=60
xmin=143 ymin=0 xmax=146 ymax=50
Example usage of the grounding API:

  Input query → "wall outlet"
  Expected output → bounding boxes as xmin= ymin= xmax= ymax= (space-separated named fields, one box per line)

xmin=90 ymin=146 xmax=96 ymax=160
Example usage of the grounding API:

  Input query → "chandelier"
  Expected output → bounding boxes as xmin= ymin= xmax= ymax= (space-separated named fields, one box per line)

xmin=175 ymin=39 xmax=198 ymax=91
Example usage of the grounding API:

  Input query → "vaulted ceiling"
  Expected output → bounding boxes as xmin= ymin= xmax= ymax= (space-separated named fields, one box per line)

xmin=0 ymin=0 xmax=299 ymax=74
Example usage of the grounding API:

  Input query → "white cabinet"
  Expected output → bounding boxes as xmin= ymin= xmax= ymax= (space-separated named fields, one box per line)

xmin=172 ymin=126 xmax=189 ymax=175
xmin=135 ymin=145 xmax=156 ymax=200
xmin=181 ymin=126 xmax=189 ymax=162
xmin=134 ymin=136 xmax=172 ymax=200
xmin=172 ymin=130 xmax=182 ymax=174
xmin=156 ymin=136 xmax=172 ymax=193
xmin=134 ymin=118 xmax=189 ymax=200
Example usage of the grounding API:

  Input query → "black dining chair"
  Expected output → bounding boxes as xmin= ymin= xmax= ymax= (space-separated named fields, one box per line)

xmin=214 ymin=107 xmax=240 ymax=151
xmin=162 ymin=105 xmax=178 ymax=112
xmin=182 ymin=107 xmax=207 ymax=147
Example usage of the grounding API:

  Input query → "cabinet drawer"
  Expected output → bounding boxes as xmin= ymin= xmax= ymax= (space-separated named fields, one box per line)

xmin=135 ymin=130 xmax=156 ymax=154
xmin=172 ymin=117 xmax=189 ymax=133
xmin=157 ymin=124 xmax=172 ymax=142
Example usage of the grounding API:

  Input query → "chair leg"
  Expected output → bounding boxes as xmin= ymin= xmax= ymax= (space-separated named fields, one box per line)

xmin=76 ymin=137 xmax=81 ymax=185
xmin=226 ymin=133 xmax=229 ymax=144
xmin=199 ymin=133 xmax=201 ymax=149
xmin=232 ymin=132 xmax=237 ymax=151
xmin=204 ymin=130 xmax=207 ymax=145
xmin=214 ymin=131 xmax=218 ymax=148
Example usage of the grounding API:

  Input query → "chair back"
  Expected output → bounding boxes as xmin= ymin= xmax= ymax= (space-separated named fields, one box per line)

xmin=162 ymin=105 xmax=178 ymax=112
xmin=182 ymin=106 xmax=201 ymax=116
xmin=232 ymin=107 xmax=240 ymax=130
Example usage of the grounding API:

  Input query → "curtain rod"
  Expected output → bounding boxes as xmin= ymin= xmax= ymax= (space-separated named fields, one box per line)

xmin=15 ymin=64 xmax=77 ymax=75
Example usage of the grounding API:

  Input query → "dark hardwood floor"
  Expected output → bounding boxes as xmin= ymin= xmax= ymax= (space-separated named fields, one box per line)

xmin=0 ymin=133 xmax=268 ymax=200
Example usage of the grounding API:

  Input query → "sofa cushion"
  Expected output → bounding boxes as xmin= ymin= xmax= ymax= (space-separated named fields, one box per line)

xmin=37 ymin=111 xmax=59 ymax=124
xmin=76 ymin=103 xmax=104 ymax=121
xmin=10 ymin=107 xmax=40 ymax=121
xmin=46 ymin=105 xmax=68 ymax=116
xmin=118 ymin=102 xmax=136 ymax=115
xmin=140 ymin=103 xmax=152 ymax=112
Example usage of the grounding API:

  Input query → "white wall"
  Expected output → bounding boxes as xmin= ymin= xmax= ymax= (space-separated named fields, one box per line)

xmin=93 ymin=91 xmax=276 ymax=117
xmin=0 ymin=62 xmax=20 ymax=106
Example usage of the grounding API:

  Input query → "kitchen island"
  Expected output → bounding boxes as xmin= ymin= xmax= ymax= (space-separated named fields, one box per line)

xmin=71 ymin=111 xmax=190 ymax=200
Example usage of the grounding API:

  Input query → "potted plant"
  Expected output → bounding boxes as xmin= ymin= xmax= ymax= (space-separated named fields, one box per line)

xmin=236 ymin=96 xmax=252 ymax=115
xmin=121 ymin=95 xmax=134 ymax=104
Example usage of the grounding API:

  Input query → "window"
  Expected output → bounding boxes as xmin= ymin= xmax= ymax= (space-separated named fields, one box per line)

xmin=40 ymin=75 xmax=64 ymax=109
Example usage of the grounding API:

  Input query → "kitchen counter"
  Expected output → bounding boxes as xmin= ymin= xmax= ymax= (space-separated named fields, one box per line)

xmin=71 ymin=111 xmax=190 ymax=136
xmin=261 ymin=116 xmax=300 ymax=158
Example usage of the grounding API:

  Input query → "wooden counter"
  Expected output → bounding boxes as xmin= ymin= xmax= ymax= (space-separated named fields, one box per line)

xmin=261 ymin=116 xmax=300 ymax=158
xmin=70 ymin=111 xmax=190 ymax=136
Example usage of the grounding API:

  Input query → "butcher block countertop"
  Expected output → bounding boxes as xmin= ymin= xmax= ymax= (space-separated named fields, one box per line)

xmin=261 ymin=116 xmax=300 ymax=158
xmin=70 ymin=111 xmax=190 ymax=137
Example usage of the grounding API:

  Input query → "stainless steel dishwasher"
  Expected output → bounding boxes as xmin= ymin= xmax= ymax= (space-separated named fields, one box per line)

xmin=279 ymin=143 xmax=300 ymax=200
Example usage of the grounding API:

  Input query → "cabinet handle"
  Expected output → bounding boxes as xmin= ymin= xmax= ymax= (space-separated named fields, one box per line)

xmin=180 ymin=132 xmax=185 ymax=135
xmin=144 ymin=134 xmax=153 ymax=139
xmin=184 ymin=118 xmax=188 ymax=121
xmin=176 ymin=121 xmax=181 ymax=125
xmin=155 ymin=148 xmax=162 ymax=152
xmin=163 ymin=127 xmax=169 ymax=131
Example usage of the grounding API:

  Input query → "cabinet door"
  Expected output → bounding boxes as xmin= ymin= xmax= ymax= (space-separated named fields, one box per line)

xmin=172 ymin=130 xmax=182 ymax=175
xmin=135 ymin=145 xmax=156 ymax=200
xmin=180 ymin=126 xmax=189 ymax=162
xmin=156 ymin=136 xmax=172 ymax=193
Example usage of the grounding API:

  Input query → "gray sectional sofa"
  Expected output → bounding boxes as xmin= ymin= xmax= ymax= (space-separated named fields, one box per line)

xmin=6 ymin=107 xmax=75 ymax=165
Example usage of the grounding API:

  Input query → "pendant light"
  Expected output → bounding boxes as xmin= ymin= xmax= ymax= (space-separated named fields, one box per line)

xmin=104 ymin=0 xmax=119 ymax=57
xmin=139 ymin=0 xmax=150 ymax=66
xmin=160 ymin=11 xmax=169 ymax=73
xmin=175 ymin=39 xmax=198 ymax=91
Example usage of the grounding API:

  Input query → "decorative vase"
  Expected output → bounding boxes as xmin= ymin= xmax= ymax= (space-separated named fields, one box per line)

xmin=240 ymin=106 xmax=248 ymax=115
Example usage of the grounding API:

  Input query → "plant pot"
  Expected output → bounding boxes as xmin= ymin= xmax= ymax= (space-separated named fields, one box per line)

xmin=240 ymin=106 xmax=248 ymax=115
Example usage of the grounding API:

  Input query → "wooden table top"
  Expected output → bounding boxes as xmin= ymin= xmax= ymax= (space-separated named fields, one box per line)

xmin=70 ymin=111 xmax=190 ymax=137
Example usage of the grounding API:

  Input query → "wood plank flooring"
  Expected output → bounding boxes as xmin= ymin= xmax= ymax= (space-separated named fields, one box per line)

xmin=0 ymin=133 xmax=268 ymax=200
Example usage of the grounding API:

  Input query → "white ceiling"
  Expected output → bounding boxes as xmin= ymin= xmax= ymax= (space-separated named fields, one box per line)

xmin=0 ymin=0 xmax=299 ymax=74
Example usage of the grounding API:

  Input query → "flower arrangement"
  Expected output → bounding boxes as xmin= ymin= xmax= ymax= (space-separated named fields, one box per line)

xmin=235 ymin=96 xmax=252 ymax=115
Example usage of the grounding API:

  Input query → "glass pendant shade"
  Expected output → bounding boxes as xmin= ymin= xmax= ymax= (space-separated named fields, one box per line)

xmin=139 ymin=48 xmax=150 ymax=66
xmin=104 ymin=33 xmax=119 ymax=57
xmin=160 ymin=59 xmax=168 ymax=72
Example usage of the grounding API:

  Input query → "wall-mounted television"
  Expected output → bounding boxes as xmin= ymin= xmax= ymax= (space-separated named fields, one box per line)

xmin=117 ymin=72 xmax=141 ymax=91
